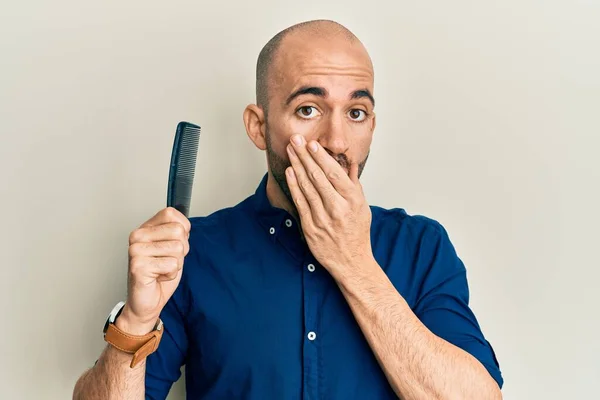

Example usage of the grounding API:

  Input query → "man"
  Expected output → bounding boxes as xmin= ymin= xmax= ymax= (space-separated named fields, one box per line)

xmin=73 ymin=20 xmax=503 ymax=399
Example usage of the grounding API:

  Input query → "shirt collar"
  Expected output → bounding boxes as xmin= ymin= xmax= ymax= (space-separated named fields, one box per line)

xmin=252 ymin=174 xmax=307 ymax=260
xmin=253 ymin=173 xmax=290 ymax=231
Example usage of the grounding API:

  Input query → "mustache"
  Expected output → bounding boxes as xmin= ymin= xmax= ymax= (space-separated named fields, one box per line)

xmin=324 ymin=149 xmax=351 ymax=170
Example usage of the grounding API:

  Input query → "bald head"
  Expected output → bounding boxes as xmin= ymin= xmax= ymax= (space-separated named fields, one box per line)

xmin=256 ymin=20 xmax=369 ymax=114
xmin=244 ymin=20 xmax=376 ymax=213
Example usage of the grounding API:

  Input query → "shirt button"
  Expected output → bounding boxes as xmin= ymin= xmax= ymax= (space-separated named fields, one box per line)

xmin=307 ymin=264 xmax=315 ymax=272
xmin=307 ymin=331 xmax=317 ymax=341
xmin=285 ymin=219 xmax=293 ymax=227
xmin=269 ymin=227 xmax=275 ymax=235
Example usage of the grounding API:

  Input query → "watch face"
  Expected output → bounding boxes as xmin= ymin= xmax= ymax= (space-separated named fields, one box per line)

xmin=102 ymin=317 xmax=110 ymax=334
xmin=103 ymin=301 xmax=126 ymax=334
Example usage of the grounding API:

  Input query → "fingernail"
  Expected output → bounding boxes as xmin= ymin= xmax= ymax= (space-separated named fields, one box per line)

xmin=287 ymin=144 xmax=296 ymax=157
xmin=286 ymin=167 xmax=295 ymax=178
xmin=292 ymin=135 xmax=304 ymax=146
xmin=308 ymin=141 xmax=318 ymax=153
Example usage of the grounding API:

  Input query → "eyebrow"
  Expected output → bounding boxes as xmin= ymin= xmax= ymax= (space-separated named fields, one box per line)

xmin=286 ymin=86 xmax=327 ymax=105
xmin=351 ymin=89 xmax=375 ymax=107
xmin=285 ymin=86 xmax=375 ymax=107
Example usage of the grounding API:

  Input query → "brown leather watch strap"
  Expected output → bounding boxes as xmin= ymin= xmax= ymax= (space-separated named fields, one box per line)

xmin=104 ymin=320 xmax=164 ymax=368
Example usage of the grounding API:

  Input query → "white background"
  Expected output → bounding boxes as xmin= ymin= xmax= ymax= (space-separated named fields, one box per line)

xmin=1 ymin=1 xmax=598 ymax=399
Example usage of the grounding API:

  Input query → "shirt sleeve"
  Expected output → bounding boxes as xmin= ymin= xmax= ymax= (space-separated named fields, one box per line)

xmin=412 ymin=221 xmax=503 ymax=389
xmin=144 ymin=278 xmax=189 ymax=400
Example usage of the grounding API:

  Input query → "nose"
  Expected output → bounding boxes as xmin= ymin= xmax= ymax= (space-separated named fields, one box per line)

xmin=317 ymin=112 xmax=350 ymax=156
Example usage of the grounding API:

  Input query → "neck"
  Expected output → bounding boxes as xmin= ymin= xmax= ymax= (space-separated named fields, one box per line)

xmin=266 ymin=172 xmax=298 ymax=220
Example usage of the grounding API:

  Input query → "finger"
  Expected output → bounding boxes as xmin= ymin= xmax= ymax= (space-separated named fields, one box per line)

xmin=287 ymin=143 xmax=325 ymax=213
xmin=129 ymin=240 xmax=189 ymax=259
xmin=157 ymin=268 xmax=182 ymax=282
xmin=129 ymin=222 xmax=188 ymax=245
xmin=141 ymin=207 xmax=191 ymax=233
xmin=289 ymin=135 xmax=341 ymax=206
xmin=130 ymin=256 xmax=181 ymax=279
xmin=306 ymin=140 xmax=355 ymax=199
xmin=286 ymin=167 xmax=313 ymax=224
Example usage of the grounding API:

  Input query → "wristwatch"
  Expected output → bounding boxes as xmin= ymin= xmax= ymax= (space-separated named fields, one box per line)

xmin=102 ymin=301 xmax=164 ymax=368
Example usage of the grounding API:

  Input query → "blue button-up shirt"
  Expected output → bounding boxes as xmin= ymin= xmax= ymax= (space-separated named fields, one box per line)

xmin=145 ymin=174 xmax=502 ymax=399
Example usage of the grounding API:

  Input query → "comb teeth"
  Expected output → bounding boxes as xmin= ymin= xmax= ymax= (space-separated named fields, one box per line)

xmin=167 ymin=122 xmax=201 ymax=217
xmin=176 ymin=125 xmax=200 ymax=177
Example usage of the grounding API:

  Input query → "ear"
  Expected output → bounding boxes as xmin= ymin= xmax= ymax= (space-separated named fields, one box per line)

xmin=243 ymin=104 xmax=267 ymax=151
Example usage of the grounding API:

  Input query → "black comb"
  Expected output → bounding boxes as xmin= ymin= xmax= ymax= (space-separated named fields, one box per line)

xmin=167 ymin=121 xmax=201 ymax=217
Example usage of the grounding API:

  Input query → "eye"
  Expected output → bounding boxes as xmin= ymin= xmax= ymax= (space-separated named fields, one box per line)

xmin=296 ymin=106 xmax=320 ymax=119
xmin=348 ymin=109 xmax=367 ymax=122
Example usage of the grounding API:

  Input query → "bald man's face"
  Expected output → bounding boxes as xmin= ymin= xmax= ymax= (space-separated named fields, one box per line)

xmin=264 ymin=34 xmax=376 ymax=204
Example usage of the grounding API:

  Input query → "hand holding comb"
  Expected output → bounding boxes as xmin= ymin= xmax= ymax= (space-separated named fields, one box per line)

xmin=167 ymin=122 xmax=201 ymax=217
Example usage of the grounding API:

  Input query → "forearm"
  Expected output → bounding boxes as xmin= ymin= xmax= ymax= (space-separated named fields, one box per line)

xmin=334 ymin=258 xmax=501 ymax=400
xmin=73 ymin=345 xmax=145 ymax=400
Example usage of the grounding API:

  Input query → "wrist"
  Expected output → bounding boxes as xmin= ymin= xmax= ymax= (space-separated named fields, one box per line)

xmin=115 ymin=306 xmax=158 ymax=336
xmin=329 ymin=253 xmax=378 ymax=283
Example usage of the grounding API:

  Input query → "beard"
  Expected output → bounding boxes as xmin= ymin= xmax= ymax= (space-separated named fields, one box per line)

xmin=265 ymin=125 xmax=369 ymax=207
